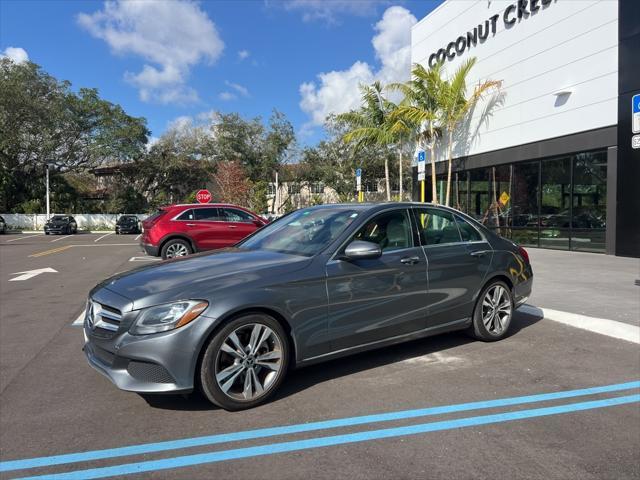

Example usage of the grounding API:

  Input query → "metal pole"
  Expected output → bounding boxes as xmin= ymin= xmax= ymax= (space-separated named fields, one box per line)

xmin=45 ymin=164 xmax=50 ymax=219
xmin=274 ymin=170 xmax=279 ymax=215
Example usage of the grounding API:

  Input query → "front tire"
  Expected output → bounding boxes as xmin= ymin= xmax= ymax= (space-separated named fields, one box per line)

xmin=199 ymin=314 xmax=289 ymax=411
xmin=161 ymin=239 xmax=192 ymax=259
xmin=468 ymin=280 xmax=513 ymax=342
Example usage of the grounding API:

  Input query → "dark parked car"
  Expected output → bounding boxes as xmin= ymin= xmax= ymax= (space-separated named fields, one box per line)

xmin=84 ymin=203 xmax=533 ymax=410
xmin=140 ymin=203 xmax=267 ymax=260
xmin=115 ymin=215 xmax=140 ymax=235
xmin=0 ymin=215 xmax=6 ymax=234
xmin=44 ymin=215 xmax=77 ymax=235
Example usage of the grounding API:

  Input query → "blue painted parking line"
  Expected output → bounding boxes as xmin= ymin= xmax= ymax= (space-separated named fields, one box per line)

xmin=1 ymin=380 xmax=638 ymax=473
xmin=15 ymin=394 xmax=640 ymax=480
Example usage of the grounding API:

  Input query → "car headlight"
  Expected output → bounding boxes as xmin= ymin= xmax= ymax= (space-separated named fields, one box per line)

xmin=129 ymin=300 xmax=208 ymax=335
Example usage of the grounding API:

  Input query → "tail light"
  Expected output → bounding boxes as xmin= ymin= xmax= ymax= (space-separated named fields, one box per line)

xmin=517 ymin=245 xmax=530 ymax=265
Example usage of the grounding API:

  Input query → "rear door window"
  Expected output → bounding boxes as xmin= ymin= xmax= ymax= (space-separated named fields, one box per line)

xmin=220 ymin=208 xmax=255 ymax=223
xmin=412 ymin=208 xmax=463 ymax=246
xmin=194 ymin=207 xmax=222 ymax=221
xmin=454 ymin=215 xmax=483 ymax=242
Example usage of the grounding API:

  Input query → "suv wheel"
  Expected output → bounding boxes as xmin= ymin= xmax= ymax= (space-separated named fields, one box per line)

xmin=468 ymin=280 xmax=513 ymax=341
xmin=161 ymin=238 xmax=192 ymax=259
xmin=200 ymin=314 xmax=289 ymax=411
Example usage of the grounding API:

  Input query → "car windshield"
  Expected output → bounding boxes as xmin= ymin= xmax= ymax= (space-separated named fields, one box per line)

xmin=51 ymin=216 xmax=68 ymax=221
xmin=238 ymin=207 xmax=359 ymax=256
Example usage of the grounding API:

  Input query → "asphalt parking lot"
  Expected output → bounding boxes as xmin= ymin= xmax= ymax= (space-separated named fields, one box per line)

xmin=0 ymin=233 xmax=638 ymax=480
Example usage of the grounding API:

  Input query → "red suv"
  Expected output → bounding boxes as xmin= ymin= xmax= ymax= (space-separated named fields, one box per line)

xmin=141 ymin=204 xmax=267 ymax=259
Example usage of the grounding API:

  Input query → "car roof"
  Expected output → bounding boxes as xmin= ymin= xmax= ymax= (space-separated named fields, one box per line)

xmin=164 ymin=203 xmax=246 ymax=209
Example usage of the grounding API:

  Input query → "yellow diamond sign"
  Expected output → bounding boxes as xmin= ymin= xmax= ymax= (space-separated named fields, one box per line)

xmin=499 ymin=191 xmax=510 ymax=205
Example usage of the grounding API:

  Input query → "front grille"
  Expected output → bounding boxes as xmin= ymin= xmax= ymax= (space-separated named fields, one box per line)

xmin=89 ymin=301 xmax=123 ymax=332
xmin=127 ymin=361 xmax=175 ymax=384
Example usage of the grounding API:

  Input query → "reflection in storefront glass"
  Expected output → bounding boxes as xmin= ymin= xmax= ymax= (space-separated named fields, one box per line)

xmin=451 ymin=149 xmax=607 ymax=253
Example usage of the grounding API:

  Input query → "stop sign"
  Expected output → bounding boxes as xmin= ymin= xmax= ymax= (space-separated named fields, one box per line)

xmin=196 ymin=189 xmax=212 ymax=204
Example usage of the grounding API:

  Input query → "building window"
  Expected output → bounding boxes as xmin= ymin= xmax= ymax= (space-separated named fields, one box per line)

xmin=310 ymin=182 xmax=324 ymax=194
xmin=540 ymin=156 xmax=571 ymax=250
xmin=511 ymin=161 xmax=540 ymax=247
xmin=288 ymin=183 xmax=301 ymax=195
xmin=267 ymin=183 xmax=276 ymax=196
xmin=571 ymin=151 xmax=607 ymax=252
xmin=364 ymin=181 xmax=378 ymax=193
xmin=469 ymin=168 xmax=490 ymax=221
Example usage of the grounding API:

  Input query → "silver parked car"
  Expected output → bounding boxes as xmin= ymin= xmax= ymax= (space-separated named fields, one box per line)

xmin=83 ymin=203 xmax=533 ymax=410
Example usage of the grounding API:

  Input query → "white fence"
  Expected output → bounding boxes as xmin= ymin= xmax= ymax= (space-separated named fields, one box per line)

xmin=1 ymin=213 xmax=149 ymax=231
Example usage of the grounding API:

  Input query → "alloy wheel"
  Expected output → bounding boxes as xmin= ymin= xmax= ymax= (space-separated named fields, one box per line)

xmin=165 ymin=243 xmax=189 ymax=258
xmin=214 ymin=323 xmax=283 ymax=401
xmin=481 ymin=284 xmax=512 ymax=335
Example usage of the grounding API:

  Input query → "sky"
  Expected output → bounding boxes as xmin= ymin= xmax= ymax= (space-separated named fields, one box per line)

xmin=0 ymin=0 xmax=440 ymax=146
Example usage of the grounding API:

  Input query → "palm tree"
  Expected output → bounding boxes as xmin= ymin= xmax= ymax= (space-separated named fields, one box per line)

xmin=390 ymin=62 xmax=444 ymax=204
xmin=337 ymin=82 xmax=397 ymax=201
xmin=440 ymin=58 xmax=501 ymax=206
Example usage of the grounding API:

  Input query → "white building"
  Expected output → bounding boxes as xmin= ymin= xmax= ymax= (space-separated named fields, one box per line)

xmin=411 ymin=0 xmax=639 ymax=257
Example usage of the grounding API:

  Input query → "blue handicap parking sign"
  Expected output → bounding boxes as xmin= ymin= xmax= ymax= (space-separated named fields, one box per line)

xmin=355 ymin=168 xmax=362 ymax=177
xmin=418 ymin=151 xmax=425 ymax=162
xmin=633 ymin=94 xmax=640 ymax=114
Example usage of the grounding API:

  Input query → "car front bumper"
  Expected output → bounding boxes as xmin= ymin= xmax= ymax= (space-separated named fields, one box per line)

xmin=83 ymin=311 xmax=216 ymax=394
xmin=44 ymin=226 xmax=68 ymax=233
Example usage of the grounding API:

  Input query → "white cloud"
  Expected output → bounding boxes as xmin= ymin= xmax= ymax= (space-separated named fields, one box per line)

xmin=77 ymin=0 xmax=224 ymax=104
xmin=299 ymin=6 xmax=416 ymax=126
xmin=218 ymin=81 xmax=250 ymax=101
xmin=238 ymin=49 xmax=250 ymax=60
xmin=218 ymin=91 xmax=237 ymax=101
xmin=226 ymin=81 xmax=249 ymax=97
xmin=281 ymin=0 xmax=388 ymax=23
xmin=1 ymin=46 xmax=29 ymax=64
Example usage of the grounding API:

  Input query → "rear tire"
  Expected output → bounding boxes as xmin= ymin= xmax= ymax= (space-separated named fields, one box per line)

xmin=199 ymin=314 xmax=289 ymax=411
xmin=468 ymin=280 xmax=513 ymax=342
xmin=160 ymin=238 xmax=192 ymax=259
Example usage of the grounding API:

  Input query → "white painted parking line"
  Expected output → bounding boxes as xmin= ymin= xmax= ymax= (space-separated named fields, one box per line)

xmin=94 ymin=232 xmax=114 ymax=243
xmin=5 ymin=234 xmax=44 ymax=243
xmin=50 ymin=235 xmax=72 ymax=243
xmin=520 ymin=305 xmax=640 ymax=344
xmin=71 ymin=311 xmax=85 ymax=326
xmin=129 ymin=256 xmax=161 ymax=262
xmin=135 ymin=234 xmax=141 ymax=241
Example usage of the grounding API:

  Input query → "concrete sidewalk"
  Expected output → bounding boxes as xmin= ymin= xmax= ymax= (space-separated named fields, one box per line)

xmin=527 ymin=248 xmax=640 ymax=326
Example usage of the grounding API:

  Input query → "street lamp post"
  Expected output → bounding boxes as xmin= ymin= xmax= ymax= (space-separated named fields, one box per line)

xmin=45 ymin=163 xmax=50 ymax=219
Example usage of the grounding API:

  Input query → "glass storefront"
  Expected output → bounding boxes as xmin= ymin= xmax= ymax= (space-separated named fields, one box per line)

xmin=426 ymin=149 xmax=607 ymax=253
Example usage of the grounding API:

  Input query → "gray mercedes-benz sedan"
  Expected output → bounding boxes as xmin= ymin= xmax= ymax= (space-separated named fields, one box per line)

xmin=83 ymin=203 xmax=533 ymax=410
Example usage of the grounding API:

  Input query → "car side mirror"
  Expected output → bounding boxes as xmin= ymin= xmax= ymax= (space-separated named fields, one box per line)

xmin=253 ymin=219 xmax=264 ymax=227
xmin=343 ymin=240 xmax=382 ymax=261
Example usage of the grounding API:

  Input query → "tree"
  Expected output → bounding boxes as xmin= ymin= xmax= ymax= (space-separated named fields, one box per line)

xmin=337 ymin=82 xmax=398 ymax=201
xmin=0 ymin=58 xmax=149 ymax=212
xmin=439 ymin=58 xmax=501 ymax=206
xmin=132 ymin=128 xmax=214 ymax=208
xmin=212 ymin=160 xmax=251 ymax=206
xmin=390 ymin=62 xmax=444 ymax=203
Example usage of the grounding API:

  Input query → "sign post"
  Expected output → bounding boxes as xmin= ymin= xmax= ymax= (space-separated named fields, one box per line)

xmin=417 ymin=151 xmax=426 ymax=202
xmin=355 ymin=168 xmax=362 ymax=202
xmin=196 ymin=189 xmax=212 ymax=204
xmin=633 ymin=94 xmax=640 ymax=134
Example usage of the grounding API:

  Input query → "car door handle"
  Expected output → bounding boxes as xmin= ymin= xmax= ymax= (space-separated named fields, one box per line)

xmin=470 ymin=250 xmax=490 ymax=257
xmin=400 ymin=256 xmax=420 ymax=265
xmin=228 ymin=225 xmax=237 ymax=229
xmin=186 ymin=223 xmax=197 ymax=227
